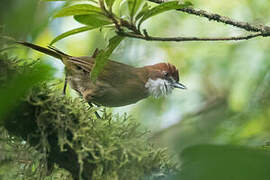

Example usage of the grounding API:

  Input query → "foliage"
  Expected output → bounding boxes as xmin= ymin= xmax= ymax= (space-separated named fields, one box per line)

xmin=90 ymin=35 xmax=124 ymax=80
xmin=46 ymin=0 xmax=192 ymax=79
xmin=0 ymin=53 xmax=176 ymax=179
xmin=49 ymin=26 xmax=99 ymax=45
xmin=0 ymin=0 xmax=51 ymax=39
xmin=175 ymin=144 xmax=270 ymax=180
xmin=48 ymin=0 xmax=192 ymax=44
xmin=0 ymin=53 xmax=54 ymax=122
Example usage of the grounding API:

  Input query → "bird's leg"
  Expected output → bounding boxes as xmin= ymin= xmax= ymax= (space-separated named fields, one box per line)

xmin=83 ymin=89 xmax=101 ymax=119
xmin=62 ymin=73 xmax=68 ymax=95
xmin=88 ymin=102 xmax=101 ymax=119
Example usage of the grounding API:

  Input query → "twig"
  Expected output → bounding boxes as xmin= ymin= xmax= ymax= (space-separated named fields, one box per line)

xmin=99 ymin=0 xmax=123 ymax=32
xmin=117 ymin=31 xmax=263 ymax=42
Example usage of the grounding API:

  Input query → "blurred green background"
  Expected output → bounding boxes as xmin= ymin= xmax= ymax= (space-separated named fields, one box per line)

xmin=1 ymin=0 xmax=270 ymax=179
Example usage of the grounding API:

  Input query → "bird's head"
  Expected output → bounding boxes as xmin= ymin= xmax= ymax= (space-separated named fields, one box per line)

xmin=144 ymin=63 xmax=186 ymax=98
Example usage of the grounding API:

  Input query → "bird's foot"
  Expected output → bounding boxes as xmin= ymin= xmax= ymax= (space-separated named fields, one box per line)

xmin=88 ymin=102 xmax=101 ymax=119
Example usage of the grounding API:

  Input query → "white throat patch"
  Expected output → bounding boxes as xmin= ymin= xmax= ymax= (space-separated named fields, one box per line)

xmin=145 ymin=78 xmax=173 ymax=98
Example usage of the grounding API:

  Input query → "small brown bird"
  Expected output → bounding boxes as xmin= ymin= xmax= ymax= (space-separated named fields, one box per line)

xmin=17 ymin=41 xmax=186 ymax=107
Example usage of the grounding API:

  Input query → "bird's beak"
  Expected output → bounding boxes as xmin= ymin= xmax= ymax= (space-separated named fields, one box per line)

xmin=173 ymin=82 xmax=187 ymax=89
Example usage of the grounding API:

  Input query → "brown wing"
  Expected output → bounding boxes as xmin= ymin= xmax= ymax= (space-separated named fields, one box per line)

xmin=66 ymin=56 xmax=135 ymax=77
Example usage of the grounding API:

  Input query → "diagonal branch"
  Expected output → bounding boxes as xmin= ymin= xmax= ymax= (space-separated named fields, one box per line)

xmin=147 ymin=0 xmax=270 ymax=35
xmin=178 ymin=8 xmax=270 ymax=34
xmin=112 ymin=1 xmax=270 ymax=42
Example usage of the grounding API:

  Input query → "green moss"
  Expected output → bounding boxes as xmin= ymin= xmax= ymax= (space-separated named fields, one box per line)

xmin=0 ymin=53 xmax=177 ymax=180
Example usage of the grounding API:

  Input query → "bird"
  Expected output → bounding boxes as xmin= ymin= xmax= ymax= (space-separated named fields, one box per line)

xmin=16 ymin=41 xmax=186 ymax=107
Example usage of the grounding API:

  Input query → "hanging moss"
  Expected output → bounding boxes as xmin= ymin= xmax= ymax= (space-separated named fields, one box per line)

xmin=0 ymin=53 xmax=177 ymax=180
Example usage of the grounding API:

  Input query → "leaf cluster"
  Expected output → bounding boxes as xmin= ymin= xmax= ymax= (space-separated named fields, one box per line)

xmin=48 ymin=0 xmax=191 ymax=44
xmin=45 ymin=0 xmax=192 ymax=80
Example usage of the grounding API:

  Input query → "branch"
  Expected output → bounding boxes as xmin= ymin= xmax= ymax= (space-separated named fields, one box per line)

xmin=147 ymin=0 xmax=270 ymax=35
xmin=179 ymin=8 xmax=270 ymax=34
xmin=110 ymin=1 xmax=270 ymax=42
xmin=117 ymin=31 xmax=264 ymax=42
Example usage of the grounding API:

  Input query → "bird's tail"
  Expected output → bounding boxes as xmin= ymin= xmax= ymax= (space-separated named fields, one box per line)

xmin=16 ymin=41 xmax=70 ymax=60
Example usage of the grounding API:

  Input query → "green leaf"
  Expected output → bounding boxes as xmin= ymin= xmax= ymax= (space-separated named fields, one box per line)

xmin=74 ymin=14 xmax=112 ymax=26
xmin=119 ymin=0 xmax=130 ymax=18
xmin=90 ymin=36 xmax=124 ymax=81
xmin=128 ymin=0 xmax=144 ymax=19
xmin=105 ymin=0 xmax=116 ymax=9
xmin=54 ymin=4 xmax=102 ymax=17
xmin=138 ymin=1 xmax=192 ymax=28
xmin=135 ymin=2 xmax=150 ymax=21
xmin=50 ymin=26 xmax=98 ymax=45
